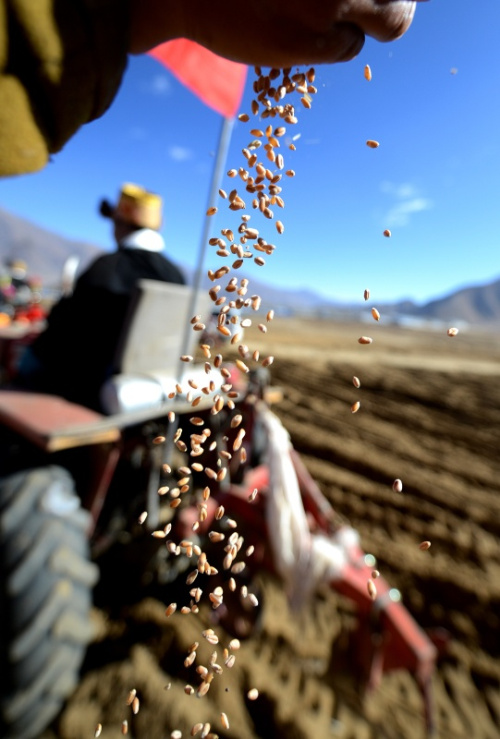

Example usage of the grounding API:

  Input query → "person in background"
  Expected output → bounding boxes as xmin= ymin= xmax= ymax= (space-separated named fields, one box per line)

xmin=0 ymin=0 xmax=419 ymax=177
xmin=16 ymin=183 xmax=185 ymax=411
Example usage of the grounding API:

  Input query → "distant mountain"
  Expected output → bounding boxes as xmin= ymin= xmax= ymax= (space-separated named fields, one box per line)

xmin=0 ymin=207 xmax=498 ymax=326
xmin=0 ymin=207 xmax=102 ymax=289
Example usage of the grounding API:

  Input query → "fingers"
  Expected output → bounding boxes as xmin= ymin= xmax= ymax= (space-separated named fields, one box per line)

xmin=342 ymin=0 xmax=417 ymax=43
xmin=130 ymin=0 xmax=419 ymax=65
xmin=209 ymin=23 xmax=366 ymax=68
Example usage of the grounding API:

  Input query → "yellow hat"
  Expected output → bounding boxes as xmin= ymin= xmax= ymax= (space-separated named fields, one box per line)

xmin=100 ymin=183 xmax=163 ymax=231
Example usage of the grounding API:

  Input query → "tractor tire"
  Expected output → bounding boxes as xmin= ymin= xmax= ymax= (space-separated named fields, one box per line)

xmin=0 ymin=466 xmax=100 ymax=739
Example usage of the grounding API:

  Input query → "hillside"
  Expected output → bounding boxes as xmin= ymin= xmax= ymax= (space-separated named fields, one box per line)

xmin=0 ymin=207 xmax=499 ymax=326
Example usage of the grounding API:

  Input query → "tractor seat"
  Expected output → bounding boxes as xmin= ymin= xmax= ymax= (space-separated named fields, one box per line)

xmin=100 ymin=280 xmax=218 ymax=415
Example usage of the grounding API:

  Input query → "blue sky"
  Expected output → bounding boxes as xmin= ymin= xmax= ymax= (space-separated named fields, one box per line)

xmin=0 ymin=1 xmax=498 ymax=305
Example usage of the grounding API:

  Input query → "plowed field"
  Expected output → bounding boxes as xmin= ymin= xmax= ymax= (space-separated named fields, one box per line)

xmin=44 ymin=318 xmax=500 ymax=739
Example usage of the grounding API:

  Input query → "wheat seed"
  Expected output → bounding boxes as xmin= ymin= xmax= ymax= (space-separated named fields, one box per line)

xmin=367 ymin=579 xmax=377 ymax=600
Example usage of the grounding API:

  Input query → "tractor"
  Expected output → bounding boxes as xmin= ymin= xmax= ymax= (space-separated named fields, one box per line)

xmin=0 ymin=280 xmax=439 ymax=739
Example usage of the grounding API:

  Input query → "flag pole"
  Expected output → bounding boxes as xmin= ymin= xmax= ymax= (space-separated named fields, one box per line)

xmin=180 ymin=115 xmax=235 ymax=353
xmin=154 ymin=117 xmax=235 ymax=527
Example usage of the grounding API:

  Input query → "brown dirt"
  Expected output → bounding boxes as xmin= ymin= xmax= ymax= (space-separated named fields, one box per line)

xmin=43 ymin=318 xmax=500 ymax=739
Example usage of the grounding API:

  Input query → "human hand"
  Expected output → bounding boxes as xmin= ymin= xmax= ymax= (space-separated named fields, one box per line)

xmin=130 ymin=0 xmax=421 ymax=66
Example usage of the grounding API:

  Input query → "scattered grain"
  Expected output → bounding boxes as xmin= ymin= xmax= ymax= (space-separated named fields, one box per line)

xmin=392 ymin=478 xmax=403 ymax=493
xmin=165 ymin=603 xmax=177 ymax=618
xmin=367 ymin=579 xmax=377 ymax=600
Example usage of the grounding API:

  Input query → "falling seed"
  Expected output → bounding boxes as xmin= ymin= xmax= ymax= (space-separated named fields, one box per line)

xmin=132 ymin=697 xmax=140 ymax=715
xmin=364 ymin=64 xmax=372 ymax=81
xmin=419 ymin=540 xmax=432 ymax=551
xmin=249 ymin=488 xmax=258 ymax=502
xmin=358 ymin=336 xmax=373 ymax=345
xmin=351 ymin=401 xmax=361 ymax=413
xmin=238 ymin=113 xmax=250 ymax=122
xmin=367 ymin=579 xmax=377 ymax=600
xmin=171 ymin=732 xmax=182 ymax=739
xmin=165 ymin=603 xmax=177 ymax=618
xmin=371 ymin=307 xmax=381 ymax=321
xmin=364 ymin=289 xmax=370 ymax=301
xmin=121 ymin=720 xmax=128 ymax=735
xmin=221 ymin=712 xmax=230 ymax=730
xmin=366 ymin=139 xmax=380 ymax=149
xmin=126 ymin=689 xmax=136 ymax=706
xmin=138 ymin=511 xmax=147 ymax=525
xmin=372 ymin=569 xmax=380 ymax=579
xmin=392 ymin=478 xmax=403 ymax=493
xmin=247 ymin=688 xmax=259 ymax=700
xmin=353 ymin=376 xmax=361 ymax=388
xmin=153 ymin=435 xmax=166 ymax=444
xmin=94 ymin=725 xmax=102 ymax=738
xmin=447 ymin=327 xmax=459 ymax=337
xmin=383 ymin=229 xmax=391 ymax=237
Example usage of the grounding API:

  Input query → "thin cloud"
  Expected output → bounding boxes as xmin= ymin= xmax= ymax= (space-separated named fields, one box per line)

xmin=386 ymin=197 xmax=433 ymax=227
xmin=126 ymin=127 xmax=147 ymax=141
xmin=381 ymin=181 xmax=433 ymax=227
xmin=167 ymin=146 xmax=194 ymax=162
xmin=143 ymin=74 xmax=172 ymax=96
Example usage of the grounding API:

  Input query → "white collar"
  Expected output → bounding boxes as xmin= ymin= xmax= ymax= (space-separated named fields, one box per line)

xmin=119 ymin=228 xmax=165 ymax=253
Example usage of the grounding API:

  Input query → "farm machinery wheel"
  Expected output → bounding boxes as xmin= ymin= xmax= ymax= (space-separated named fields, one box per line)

xmin=0 ymin=466 xmax=99 ymax=739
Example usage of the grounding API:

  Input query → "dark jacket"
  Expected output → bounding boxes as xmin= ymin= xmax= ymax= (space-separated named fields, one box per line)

xmin=23 ymin=244 xmax=185 ymax=411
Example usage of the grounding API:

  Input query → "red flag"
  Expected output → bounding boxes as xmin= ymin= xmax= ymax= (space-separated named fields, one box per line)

xmin=148 ymin=39 xmax=247 ymax=119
